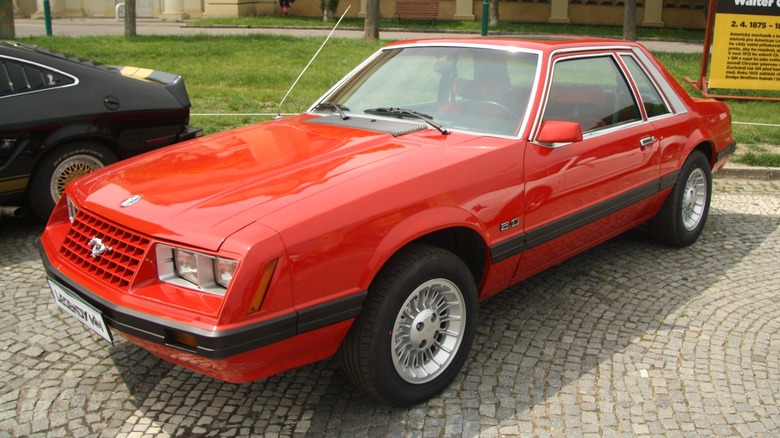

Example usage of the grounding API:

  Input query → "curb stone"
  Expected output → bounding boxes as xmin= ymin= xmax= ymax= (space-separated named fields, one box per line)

xmin=718 ymin=164 xmax=780 ymax=180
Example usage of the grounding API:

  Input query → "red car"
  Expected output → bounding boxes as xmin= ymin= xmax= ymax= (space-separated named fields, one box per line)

xmin=40 ymin=37 xmax=734 ymax=407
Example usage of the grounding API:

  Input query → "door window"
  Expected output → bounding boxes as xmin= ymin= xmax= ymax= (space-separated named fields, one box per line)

xmin=542 ymin=56 xmax=641 ymax=133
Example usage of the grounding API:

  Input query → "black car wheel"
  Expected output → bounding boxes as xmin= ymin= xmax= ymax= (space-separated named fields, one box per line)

xmin=341 ymin=244 xmax=478 ymax=407
xmin=28 ymin=141 xmax=117 ymax=219
xmin=649 ymin=150 xmax=712 ymax=247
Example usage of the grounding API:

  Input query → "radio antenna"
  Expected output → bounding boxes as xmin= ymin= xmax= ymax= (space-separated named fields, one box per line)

xmin=275 ymin=4 xmax=352 ymax=119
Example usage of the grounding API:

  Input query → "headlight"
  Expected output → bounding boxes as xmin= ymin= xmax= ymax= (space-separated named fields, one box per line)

xmin=214 ymin=257 xmax=237 ymax=288
xmin=156 ymin=244 xmax=238 ymax=295
xmin=173 ymin=249 xmax=199 ymax=285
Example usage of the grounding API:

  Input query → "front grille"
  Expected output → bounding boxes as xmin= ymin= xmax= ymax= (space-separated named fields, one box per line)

xmin=60 ymin=210 xmax=151 ymax=291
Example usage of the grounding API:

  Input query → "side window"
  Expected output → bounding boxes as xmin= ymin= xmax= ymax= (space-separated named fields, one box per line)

xmin=542 ymin=56 xmax=642 ymax=133
xmin=0 ymin=58 xmax=75 ymax=98
xmin=620 ymin=55 xmax=671 ymax=118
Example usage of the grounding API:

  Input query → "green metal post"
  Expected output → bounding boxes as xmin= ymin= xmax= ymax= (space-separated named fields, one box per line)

xmin=43 ymin=0 xmax=52 ymax=36
xmin=481 ymin=0 xmax=488 ymax=36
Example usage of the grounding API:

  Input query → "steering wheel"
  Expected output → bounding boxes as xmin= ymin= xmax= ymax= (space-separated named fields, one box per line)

xmin=474 ymin=101 xmax=520 ymax=120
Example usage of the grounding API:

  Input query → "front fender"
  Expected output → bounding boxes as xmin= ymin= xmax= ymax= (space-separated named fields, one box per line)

xmin=361 ymin=206 xmax=489 ymax=288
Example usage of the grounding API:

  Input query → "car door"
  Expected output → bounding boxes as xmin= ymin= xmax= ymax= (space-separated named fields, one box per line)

xmin=514 ymin=52 xmax=662 ymax=280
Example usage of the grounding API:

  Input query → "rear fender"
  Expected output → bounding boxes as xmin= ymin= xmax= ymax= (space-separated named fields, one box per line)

xmin=30 ymin=125 xmax=117 ymax=174
xmin=688 ymin=100 xmax=733 ymax=167
xmin=40 ymin=124 xmax=116 ymax=155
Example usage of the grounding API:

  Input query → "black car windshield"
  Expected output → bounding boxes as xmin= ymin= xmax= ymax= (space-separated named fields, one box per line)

xmin=319 ymin=46 xmax=540 ymax=137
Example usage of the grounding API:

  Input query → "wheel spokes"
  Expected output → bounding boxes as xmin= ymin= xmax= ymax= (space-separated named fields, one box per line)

xmin=682 ymin=168 xmax=707 ymax=231
xmin=392 ymin=279 xmax=466 ymax=383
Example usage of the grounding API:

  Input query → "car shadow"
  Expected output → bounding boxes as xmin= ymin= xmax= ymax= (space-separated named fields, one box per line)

xmin=99 ymin=207 xmax=777 ymax=435
xmin=0 ymin=217 xmax=44 ymax=265
xmin=302 ymin=207 xmax=780 ymax=434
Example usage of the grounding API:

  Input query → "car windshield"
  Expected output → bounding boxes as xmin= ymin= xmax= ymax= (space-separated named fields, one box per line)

xmin=318 ymin=46 xmax=540 ymax=137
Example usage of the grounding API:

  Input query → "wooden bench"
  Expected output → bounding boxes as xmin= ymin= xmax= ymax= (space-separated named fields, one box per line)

xmin=395 ymin=1 xmax=439 ymax=25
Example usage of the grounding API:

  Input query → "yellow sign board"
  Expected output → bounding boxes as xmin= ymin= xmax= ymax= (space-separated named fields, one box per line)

xmin=709 ymin=0 xmax=780 ymax=90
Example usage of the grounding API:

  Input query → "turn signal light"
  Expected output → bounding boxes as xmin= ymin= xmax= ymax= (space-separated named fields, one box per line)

xmin=248 ymin=259 xmax=278 ymax=314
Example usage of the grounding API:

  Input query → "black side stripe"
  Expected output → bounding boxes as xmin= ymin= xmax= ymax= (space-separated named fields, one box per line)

xmin=660 ymin=170 xmax=680 ymax=190
xmin=297 ymin=291 xmax=367 ymax=334
xmin=490 ymin=173 xmax=679 ymax=263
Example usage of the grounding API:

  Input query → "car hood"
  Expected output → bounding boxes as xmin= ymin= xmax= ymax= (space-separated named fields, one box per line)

xmin=73 ymin=114 xmax=460 ymax=251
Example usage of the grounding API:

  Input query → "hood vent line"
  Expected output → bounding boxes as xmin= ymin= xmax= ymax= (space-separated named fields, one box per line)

xmin=306 ymin=114 xmax=428 ymax=137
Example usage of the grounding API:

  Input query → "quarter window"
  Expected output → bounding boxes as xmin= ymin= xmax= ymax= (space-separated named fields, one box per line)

xmin=542 ymin=56 xmax=641 ymax=133
xmin=620 ymin=55 xmax=671 ymax=118
xmin=0 ymin=59 xmax=75 ymax=97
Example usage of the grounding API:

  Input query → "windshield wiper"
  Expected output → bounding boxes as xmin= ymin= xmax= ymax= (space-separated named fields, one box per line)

xmin=364 ymin=107 xmax=449 ymax=135
xmin=315 ymin=101 xmax=350 ymax=120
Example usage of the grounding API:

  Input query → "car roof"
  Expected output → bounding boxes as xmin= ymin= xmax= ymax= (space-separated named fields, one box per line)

xmin=0 ymin=41 xmax=181 ymax=85
xmin=384 ymin=36 xmax=643 ymax=53
xmin=0 ymin=40 xmax=125 ymax=77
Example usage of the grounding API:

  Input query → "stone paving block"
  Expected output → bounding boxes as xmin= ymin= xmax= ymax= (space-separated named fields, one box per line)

xmin=0 ymin=178 xmax=778 ymax=436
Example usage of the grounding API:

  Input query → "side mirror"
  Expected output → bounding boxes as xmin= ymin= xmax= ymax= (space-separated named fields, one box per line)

xmin=536 ymin=121 xmax=583 ymax=145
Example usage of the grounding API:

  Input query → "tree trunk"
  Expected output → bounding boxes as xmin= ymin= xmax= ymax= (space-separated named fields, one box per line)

xmin=622 ymin=0 xmax=637 ymax=41
xmin=322 ymin=0 xmax=333 ymax=21
xmin=125 ymin=0 xmax=137 ymax=37
xmin=489 ymin=0 xmax=499 ymax=26
xmin=0 ymin=0 xmax=15 ymax=39
xmin=364 ymin=0 xmax=379 ymax=41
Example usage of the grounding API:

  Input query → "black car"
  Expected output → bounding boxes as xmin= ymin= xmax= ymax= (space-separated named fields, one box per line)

xmin=0 ymin=41 xmax=201 ymax=220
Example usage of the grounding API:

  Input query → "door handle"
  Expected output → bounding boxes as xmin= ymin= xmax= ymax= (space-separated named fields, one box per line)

xmin=640 ymin=136 xmax=656 ymax=148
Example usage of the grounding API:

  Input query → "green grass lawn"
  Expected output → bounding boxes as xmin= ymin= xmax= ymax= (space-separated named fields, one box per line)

xmin=16 ymin=34 xmax=780 ymax=165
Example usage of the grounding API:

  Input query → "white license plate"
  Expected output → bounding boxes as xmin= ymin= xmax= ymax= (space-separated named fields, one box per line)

xmin=49 ymin=279 xmax=113 ymax=344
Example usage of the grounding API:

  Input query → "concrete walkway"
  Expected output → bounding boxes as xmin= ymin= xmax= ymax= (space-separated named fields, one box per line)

xmin=13 ymin=17 xmax=704 ymax=53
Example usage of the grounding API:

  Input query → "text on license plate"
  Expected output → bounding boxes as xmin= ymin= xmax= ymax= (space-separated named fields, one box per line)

xmin=49 ymin=279 xmax=113 ymax=344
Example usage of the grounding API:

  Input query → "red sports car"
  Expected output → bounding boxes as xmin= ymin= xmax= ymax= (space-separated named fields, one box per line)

xmin=40 ymin=37 xmax=734 ymax=407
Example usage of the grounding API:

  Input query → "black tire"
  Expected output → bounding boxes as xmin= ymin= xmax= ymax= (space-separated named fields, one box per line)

xmin=649 ymin=150 xmax=712 ymax=247
xmin=27 ymin=141 xmax=117 ymax=220
xmin=341 ymin=244 xmax=478 ymax=407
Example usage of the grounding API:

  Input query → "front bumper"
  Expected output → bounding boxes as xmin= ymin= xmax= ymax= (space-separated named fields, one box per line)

xmin=40 ymin=241 xmax=365 ymax=359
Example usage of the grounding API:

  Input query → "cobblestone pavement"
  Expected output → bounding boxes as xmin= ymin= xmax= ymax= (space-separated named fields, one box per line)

xmin=1 ymin=177 xmax=778 ymax=437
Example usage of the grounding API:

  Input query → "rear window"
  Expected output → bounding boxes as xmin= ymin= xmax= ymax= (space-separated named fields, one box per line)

xmin=0 ymin=58 xmax=76 ymax=98
xmin=620 ymin=55 xmax=671 ymax=119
